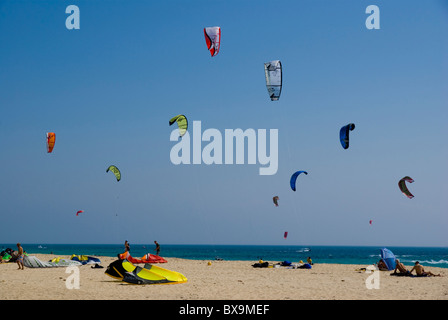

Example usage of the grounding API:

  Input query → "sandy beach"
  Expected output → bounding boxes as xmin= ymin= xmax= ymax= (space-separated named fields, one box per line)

xmin=0 ymin=254 xmax=447 ymax=300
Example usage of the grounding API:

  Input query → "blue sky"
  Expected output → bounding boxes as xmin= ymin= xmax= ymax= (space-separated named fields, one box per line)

xmin=0 ymin=0 xmax=447 ymax=247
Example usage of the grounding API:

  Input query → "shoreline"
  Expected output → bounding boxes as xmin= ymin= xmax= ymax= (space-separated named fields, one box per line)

xmin=3 ymin=244 xmax=447 ymax=269
xmin=1 ymin=254 xmax=447 ymax=300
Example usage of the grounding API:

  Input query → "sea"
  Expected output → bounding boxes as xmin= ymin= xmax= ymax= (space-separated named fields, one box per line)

xmin=2 ymin=244 xmax=448 ymax=269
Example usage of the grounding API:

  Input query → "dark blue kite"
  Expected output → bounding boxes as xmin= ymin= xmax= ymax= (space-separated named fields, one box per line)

xmin=290 ymin=171 xmax=308 ymax=192
xmin=339 ymin=123 xmax=355 ymax=149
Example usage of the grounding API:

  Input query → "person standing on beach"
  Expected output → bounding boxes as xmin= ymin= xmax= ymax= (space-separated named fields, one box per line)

xmin=154 ymin=241 xmax=160 ymax=256
xmin=16 ymin=243 xmax=24 ymax=270
xmin=125 ymin=240 xmax=130 ymax=252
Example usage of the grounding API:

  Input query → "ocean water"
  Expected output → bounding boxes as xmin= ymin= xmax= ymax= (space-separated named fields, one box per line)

xmin=2 ymin=244 xmax=447 ymax=268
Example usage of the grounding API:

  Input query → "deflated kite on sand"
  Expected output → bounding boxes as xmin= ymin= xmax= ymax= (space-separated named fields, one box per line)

xmin=105 ymin=259 xmax=187 ymax=285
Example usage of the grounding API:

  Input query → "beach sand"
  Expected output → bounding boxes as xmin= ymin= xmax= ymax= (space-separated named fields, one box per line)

xmin=1 ymin=254 xmax=447 ymax=300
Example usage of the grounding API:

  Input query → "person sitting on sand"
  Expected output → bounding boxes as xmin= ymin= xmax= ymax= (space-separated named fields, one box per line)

xmin=393 ymin=259 xmax=410 ymax=275
xmin=409 ymin=261 xmax=441 ymax=277
xmin=307 ymin=257 xmax=313 ymax=265
xmin=377 ymin=259 xmax=389 ymax=271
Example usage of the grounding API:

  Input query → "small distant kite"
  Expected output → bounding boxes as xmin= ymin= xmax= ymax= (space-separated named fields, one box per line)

xmin=204 ymin=26 xmax=221 ymax=57
xmin=169 ymin=114 xmax=188 ymax=137
xmin=339 ymin=123 xmax=355 ymax=149
xmin=290 ymin=171 xmax=308 ymax=192
xmin=284 ymin=231 xmax=288 ymax=239
xmin=106 ymin=165 xmax=121 ymax=182
xmin=273 ymin=196 xmax=279 ymax=207
xmin=46 ymin=132 xmax=56 ymax=153
xmin=264 ymin=60 xmax=282 ymax=101
xmin=398 ymin=176 xmax=414 ymax=199
xmin=369 ymin=220 xmax=373 ymax=225
xmin=76 ymin=210 xmax=84 ymax=216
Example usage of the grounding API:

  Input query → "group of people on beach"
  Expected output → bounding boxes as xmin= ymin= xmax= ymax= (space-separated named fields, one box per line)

xmin=124 ymin=240 xmax=160 ymax=256
xmin=2 ymin=241 xmax=163 ymax=271
xmin=391 ymin=259 xmax=442 ymax=277
xmin=4 ymin=242 xmax=443 ymax=278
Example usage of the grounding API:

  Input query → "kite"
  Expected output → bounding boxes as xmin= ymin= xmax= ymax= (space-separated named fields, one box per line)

xmin=264 ymin=60 xmax=282 ymax=101
xmin=70 ymin=255 xmax=101 ymax=265
xmin=118 ymin=252 xmax=167 ymax=264
xmin=169 ymin=115 xmax=188 ymax=137
xmin=273 ymin=196 xmax=279 ymax=207
xmin=369 ymin=220 xmax=372 ymax=225
xmin=106 ymin=165 xmax=121 ymax=182
xmin=105 ymin=259 xmax=187 ymax=284
xmin=284 ymin=231 xmax=288 ymax=239
xmin=398 ymin=176 xmax=414 ymax=199
xmin=76 ymin=210 xmax=84 ymax=216
xmin=46 ymin=132 xmax=56 ymax=153
xmin=339 ymin=123 xmax=355 ymax=149
xmin=290 ymin=171 xmax=308 ymax=192
xmin=204 ymin=27 xmax=221 ymax=57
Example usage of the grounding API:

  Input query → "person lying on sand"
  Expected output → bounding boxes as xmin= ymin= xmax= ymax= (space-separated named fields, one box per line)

xmin=410 ymin=261 xmax=441 ymax=277
xmin=393 ymin=259 xmax=410 ymax=275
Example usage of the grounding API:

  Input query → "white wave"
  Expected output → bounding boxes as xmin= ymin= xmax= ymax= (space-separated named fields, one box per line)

xmin=418 ymin=259 xmax=448 ymax=265
xmin=401 ymin=259 xmax=448 ymax=265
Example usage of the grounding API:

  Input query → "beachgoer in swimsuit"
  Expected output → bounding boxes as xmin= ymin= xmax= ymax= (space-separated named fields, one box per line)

xmin=16 ymin=243 xmax=24 ymax=270
xmin=154 ymin=241 xmax=160 ymax=256
xmin=393 ymin=259 xmax=410 ymax=275
xmin=410 ymin=261 xmax=441 ymax=277
xmin=125 ymin=240 xmax=130 ymax=252
xmin=377 ymin=259 xmax=389 ymax=271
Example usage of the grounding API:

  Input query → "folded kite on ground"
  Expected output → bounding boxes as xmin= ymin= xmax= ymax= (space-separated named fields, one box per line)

xmin=118 ymin=252 xmax=167 ymax=264
xmin=105 ymin=259 xmax=187 ymax=285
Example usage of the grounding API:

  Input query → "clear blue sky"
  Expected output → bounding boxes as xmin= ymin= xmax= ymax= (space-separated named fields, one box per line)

xmin=0 ymin=0 xmax=447 ymax=247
